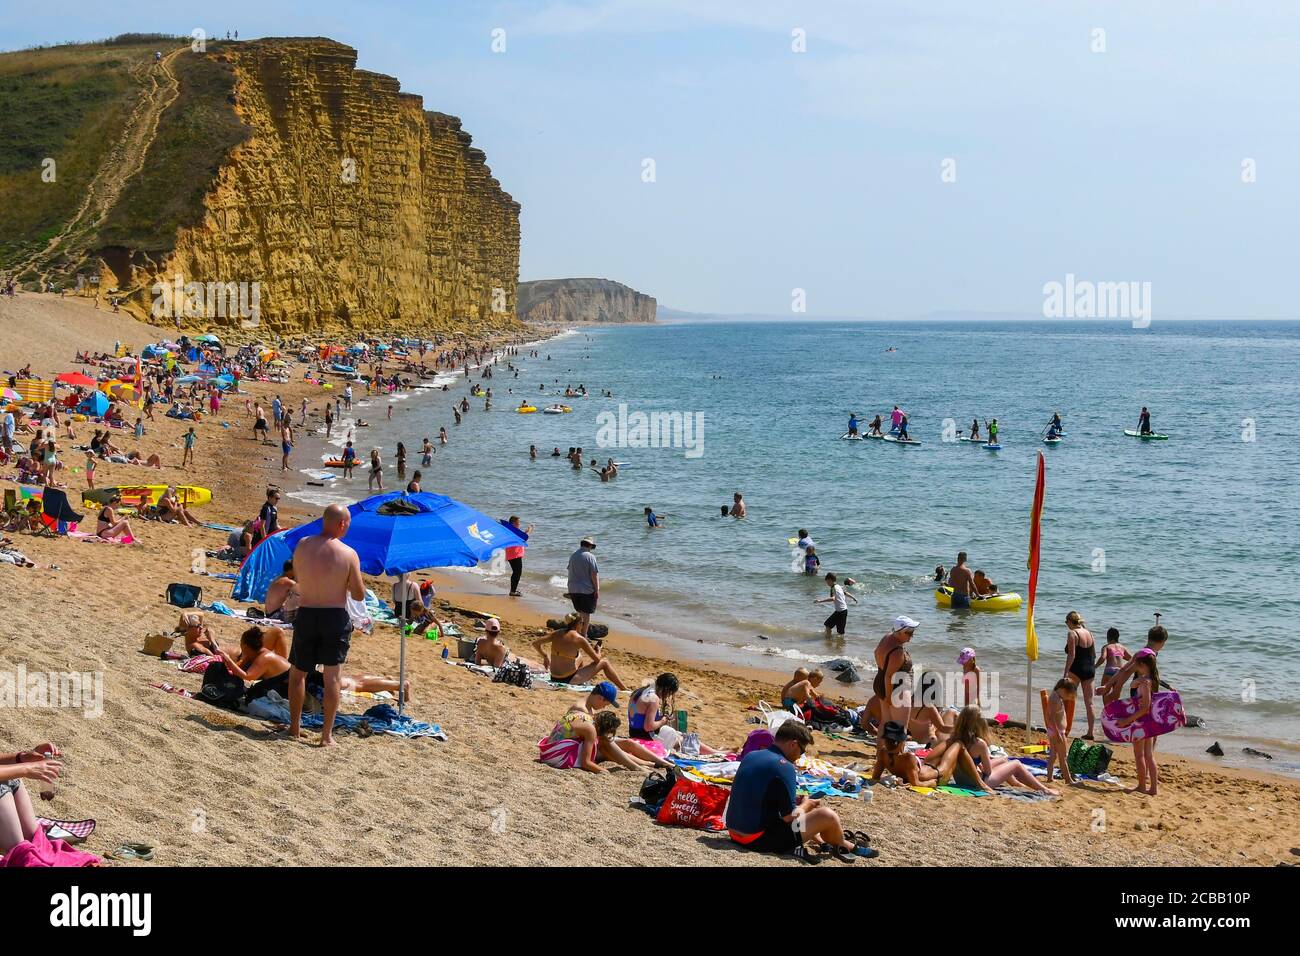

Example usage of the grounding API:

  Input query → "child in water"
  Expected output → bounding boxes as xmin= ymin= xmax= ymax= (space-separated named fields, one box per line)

xmin=815 ymin=572 xmax=857 ymax=638
xmin=803 ymin=545 xmax=820 ymax=575
xmin=1044 ymin=678 xmax=1077 ymax=785
xmin=1097 ymin=628 xmax=1131 ymax=705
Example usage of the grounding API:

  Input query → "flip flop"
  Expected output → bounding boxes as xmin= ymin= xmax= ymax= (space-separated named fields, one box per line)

xmin=109 ymin=843 xmax=154 ymax=862
xmin=790 ymin=845 xmax=822 ymax=865
xmin=835 ymin=843 xmax=879 ymax=860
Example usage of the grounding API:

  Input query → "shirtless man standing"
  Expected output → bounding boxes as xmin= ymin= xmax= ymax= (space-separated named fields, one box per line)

xmin=532 ymin=615 xmax=628 ymax=689
xmin=946 ymin=551 xmax=975 ymax=610
xmin=289 ymin=504 xmax=365 ymax=747
xmin=729 ymin=492 xmax=747 ymax=518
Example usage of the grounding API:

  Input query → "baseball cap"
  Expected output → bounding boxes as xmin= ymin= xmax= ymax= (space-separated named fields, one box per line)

xmin=882 ymin=721 xmax=907 ymax=744
xmin=593 ymin=681 xmax=618 ymax=704
xmin=484 ymin=618 xmax=501 ymax=634
xmin=957 ymin=647 xmax=976 ymax=665
xmin=894 ymin=615 xmax=920 ymax=631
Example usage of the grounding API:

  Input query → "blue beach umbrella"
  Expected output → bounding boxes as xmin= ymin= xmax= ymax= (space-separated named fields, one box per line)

xmin=282 ymin=491 xmax=526 ymax=713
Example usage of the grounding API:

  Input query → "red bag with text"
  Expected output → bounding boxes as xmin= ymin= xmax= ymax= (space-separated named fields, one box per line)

xmin=655 ymin=778 xmax=730 ymax=831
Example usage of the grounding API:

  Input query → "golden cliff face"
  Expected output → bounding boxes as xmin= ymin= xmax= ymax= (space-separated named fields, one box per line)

xmin=156 ymin=39 xmax=519 ymax=337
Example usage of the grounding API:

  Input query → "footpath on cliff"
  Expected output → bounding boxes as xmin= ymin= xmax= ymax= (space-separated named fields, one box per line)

xmin=17 ymin=48 xmax=182 ymax=287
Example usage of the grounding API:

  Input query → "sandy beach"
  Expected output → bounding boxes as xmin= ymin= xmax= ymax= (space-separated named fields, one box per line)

xmin=2 ymin=293 xmax=1298 ymax=867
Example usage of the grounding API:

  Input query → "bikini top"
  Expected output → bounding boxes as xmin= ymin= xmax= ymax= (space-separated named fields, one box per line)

xmin=547 ymin=710 xmax=591 ymax=743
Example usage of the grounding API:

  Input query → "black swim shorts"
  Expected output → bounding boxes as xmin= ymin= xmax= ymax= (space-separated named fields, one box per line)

xmin=569 ymin=592 xmax=597 ymax=614
xmin=289 ymin=607 xmax=352 ymax=670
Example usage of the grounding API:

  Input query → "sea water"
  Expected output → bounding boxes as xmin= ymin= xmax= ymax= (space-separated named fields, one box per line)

xmin=291 ymin=319 xmax=1300 ymax=771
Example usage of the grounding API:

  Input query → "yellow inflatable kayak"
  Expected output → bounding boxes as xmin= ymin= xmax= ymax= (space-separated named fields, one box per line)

xmin=516 ymin=406 xmax=538 ymax=414
xmin=82 ymin=485 xmax=213 ymax=508
xmin=934 ymin=586 xmax=1023 ymax=612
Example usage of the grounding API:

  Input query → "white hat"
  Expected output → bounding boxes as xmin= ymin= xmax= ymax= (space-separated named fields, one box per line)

xmin=893 ymin=615 xmax=920 ymax=631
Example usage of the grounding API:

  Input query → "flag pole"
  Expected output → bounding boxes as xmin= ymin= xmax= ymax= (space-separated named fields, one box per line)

xmin=1025 ymin=450 xmax=1045 ymax=743
xmin=1026 ymin=658 xmax=1033 ymax=744
xmin=397 ymin=570 xmax=408 ymax=716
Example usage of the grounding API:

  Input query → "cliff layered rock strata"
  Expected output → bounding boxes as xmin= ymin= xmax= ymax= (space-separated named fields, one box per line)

xmin=517 ymin=278 xmax=656 ymax=325
xmin=118 ymin=38 xmax=520 ymax=336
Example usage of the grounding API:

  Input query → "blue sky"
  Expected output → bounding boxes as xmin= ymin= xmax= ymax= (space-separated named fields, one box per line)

xmin=8 ymin=1 xmax=1300 ymax=317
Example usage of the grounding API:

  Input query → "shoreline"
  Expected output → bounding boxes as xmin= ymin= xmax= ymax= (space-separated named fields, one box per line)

xmin=3 ymin=293 xmax=1298 ymax=867
xmin=276 ymin=326 xmax=1300 ymax=781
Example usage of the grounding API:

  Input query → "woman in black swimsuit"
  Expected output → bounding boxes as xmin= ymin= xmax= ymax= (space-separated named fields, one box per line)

xmin=872 ymin=617 xmax=918 ymax=733
xmin=1063 ymin=611 xmax=1098 ymax=739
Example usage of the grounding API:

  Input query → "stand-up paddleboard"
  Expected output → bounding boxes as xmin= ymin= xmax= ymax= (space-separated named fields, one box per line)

xmin=1043 ymin=436 xmax=1062 ymax=445
xmin=958 ymin=436 xmax=984 ymax=443
xmin=1124 ymin=429 xmax=1169 ymax=441
xmin=865 ymin=433 xmax=885 ymax=440
xmin=840 ymin=433 xmax=864 ymax=441
xmin=1102 ymin=690 xmax=1186 ymax=742
xmin=983 ymin=442 xmax=1002 ymax=451
xmin=881 ymin=434 xmax=922 ymax=446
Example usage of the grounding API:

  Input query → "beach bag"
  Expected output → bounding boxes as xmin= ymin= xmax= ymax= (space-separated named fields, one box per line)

xmin=141 ymin=632 xmax=175 ymax=656
xmin=639 ymin=771 xmax=674 ymax=809
xmin=195 ymin=660 xmax=244 ymax=710
xmin=166 ymin=583 xmax=202 ymax=608
xmin=810 ymin=699 xmax=853 ymax=731
xmin=655 ymin=778 xmax=730 ymax=831
xmin=1067 ymin=738 xmax=1113 ymax=777
xmin=493 ymin=659 xmax=533 ymax=689
xmin=740 ymin=728 xmax=775 ymax=759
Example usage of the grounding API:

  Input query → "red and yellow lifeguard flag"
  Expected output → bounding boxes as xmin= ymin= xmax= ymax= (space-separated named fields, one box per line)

xmin=1025 ymin=451 xmax=1045 ymax=661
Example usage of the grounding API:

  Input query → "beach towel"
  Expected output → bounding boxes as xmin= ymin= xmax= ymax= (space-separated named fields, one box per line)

xmin=994 ymin=787 xmax=1056 ymax=802
xmin=1 ymin=824 xmax=101 ymax=867
xmin=68 ymin=530 xmax=133 ymax=545
xmin=37 ymin=818 xmax=96 ymax=842
xmin=936 ymin=785 xmax=988 ymax=798
xmin=247 ymin=697 xmax=446 ymax=739
xmin=178 ymin=654 xmax=219 ymax=674
xmin=538 ymin=736 xmax=585 ymax=769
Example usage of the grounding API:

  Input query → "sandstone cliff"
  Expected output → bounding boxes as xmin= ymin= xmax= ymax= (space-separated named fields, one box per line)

xmin=517 ymin=278 xmax=656 ymax=325
xmin=3 ymin=37 xmax=520 ymax=338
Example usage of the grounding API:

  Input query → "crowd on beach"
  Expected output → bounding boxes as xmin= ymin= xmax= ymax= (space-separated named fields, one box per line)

xmin=1 ymin=323 xmax=1183 ymax=868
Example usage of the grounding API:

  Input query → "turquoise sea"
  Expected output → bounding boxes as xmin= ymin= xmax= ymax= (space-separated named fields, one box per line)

xmin=292 ymin=319 xmax=1300 ymax=772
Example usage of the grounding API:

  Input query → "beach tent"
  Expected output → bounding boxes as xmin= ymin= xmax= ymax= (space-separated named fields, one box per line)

xmin=231 ymin=531 xmax=292 ymax=603
xmin=280 ymin=491 xmax=527 ymax=714
xmin=77 ymin=391 xmax=110 ymax=417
